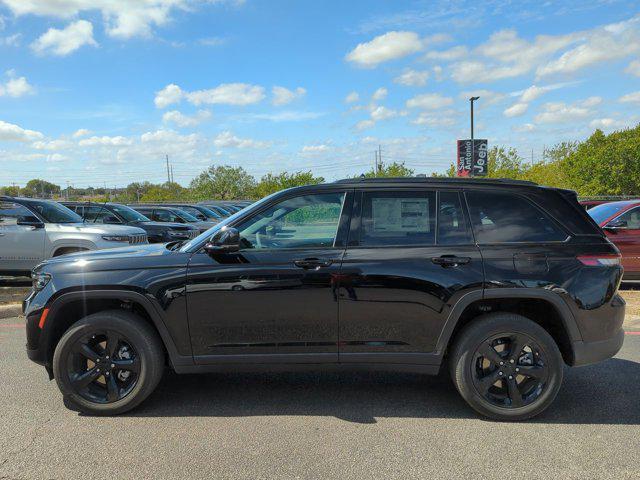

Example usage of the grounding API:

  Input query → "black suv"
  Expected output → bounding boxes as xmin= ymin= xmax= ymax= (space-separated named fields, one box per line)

xmin=24 ymin=178 xmax=625 ymax=420
xmin=62 ymin=202 xmax=200 ymax=243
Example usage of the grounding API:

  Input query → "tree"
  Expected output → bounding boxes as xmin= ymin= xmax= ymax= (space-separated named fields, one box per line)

xmin=21 ymin=179 xmax=61 ymax=198
xmin=253 ymin=171 xmax=324 ymax=198
xmin=0 ymin=185 xmax=21 ymax=196
xmin=140 ymin=182 xmax=189 ymax=202
xmin=360 ymin=161 xmax=414 ymax=178
xmin=190 ymin=165 xmax=256 ymax=200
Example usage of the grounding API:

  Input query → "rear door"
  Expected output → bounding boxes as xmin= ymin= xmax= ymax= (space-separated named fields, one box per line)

xmin=0 ymin=201 xmax=45 ymax=273
xmin=338 ymin=188 xmax=484 ymax=364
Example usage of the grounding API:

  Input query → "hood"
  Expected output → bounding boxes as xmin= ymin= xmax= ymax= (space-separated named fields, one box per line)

xmin=35 ymin=242 xmax=187 ymax=274
xmin=48 ymin=223 xmax=147 ymax=235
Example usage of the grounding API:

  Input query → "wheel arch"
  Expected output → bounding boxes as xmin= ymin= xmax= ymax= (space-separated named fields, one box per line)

xmin=437 ymin=289 xmax=581 ymax=365
xmin=47 ymin=239 xmax=97 ymax=258
xmin=42 ymin=290 xmax=191 ymax=373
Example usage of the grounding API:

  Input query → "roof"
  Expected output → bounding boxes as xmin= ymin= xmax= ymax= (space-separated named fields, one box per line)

xmin=333 ymin=177 xmax=538 ymax=186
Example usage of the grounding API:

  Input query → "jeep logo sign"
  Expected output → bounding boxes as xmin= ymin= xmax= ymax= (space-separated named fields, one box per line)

xmin=457 ymin=139 xmax=488 ymax=177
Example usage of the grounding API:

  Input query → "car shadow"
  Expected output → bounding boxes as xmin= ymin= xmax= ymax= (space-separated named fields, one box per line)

xmin=120 ymin=357 xmax=640 ymax=424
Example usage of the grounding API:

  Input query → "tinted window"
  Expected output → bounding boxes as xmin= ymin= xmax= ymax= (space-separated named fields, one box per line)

xmin=612 ymin=207 xmax=640 ymax=229
xmin=84 ymin=206 xmax=122 ymax=223
xmin=154 ymin=209 xmax=182 ymax=223
xmin=438 ymin=191 xmax=473 ymax=245
xmin=26 ymin=200 xmax=82 ymax=223
xmin=238 ymin=193 xmax=345 ymax=249
xmin=589 ymin=202 xmax=634 ymax=225
xmin=0 ymin=202 xmax=35 ymax=226
xmin=360 ymin=191 xmax=436 ymax=246
xmin=466 ymin=191 xmax=567 ymax=243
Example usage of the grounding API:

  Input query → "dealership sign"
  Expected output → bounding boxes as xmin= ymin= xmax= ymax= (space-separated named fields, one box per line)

xmin=456 ymin=139 xmax=488 ymax=177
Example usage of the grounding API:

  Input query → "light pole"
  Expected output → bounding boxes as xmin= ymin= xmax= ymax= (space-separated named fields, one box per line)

xmin=469 ymin=96 xmax=480 ymax=177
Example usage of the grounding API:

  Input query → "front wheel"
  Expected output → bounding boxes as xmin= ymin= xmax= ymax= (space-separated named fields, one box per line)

xmin=449 ymin=313 xmax=564 ymax=421
xmin=53 ymin=310 xmax=165 ymax=415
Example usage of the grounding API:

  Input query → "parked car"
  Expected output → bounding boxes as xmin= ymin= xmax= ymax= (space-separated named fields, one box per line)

xmin=24 ymin=177 xmax=624 ymax=420
xmin=62 ymin=202 xmax=200 ymax=243
xmin=144 ymin=203 xmax=223 ymax=223
xmin=588 ymin=199 xmax=640 ymax=279
xmin=128 ymin=205 xmax=215 ymax=233
xmin=197 ymin=201 xmax=234 ymax=217
xmin=0 ymin=196 xmax=147 ymax=276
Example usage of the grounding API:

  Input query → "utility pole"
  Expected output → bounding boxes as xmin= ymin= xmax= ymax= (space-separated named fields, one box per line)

xmin=170 ymin=165 xmax=174 ymax=183
xmin=166 ymin=154 xmax=170 ymax=184
xmin=378 ymin=144 xmax=382 ymax=173
xmin=469 ymin=96 xmax=480 ymax=177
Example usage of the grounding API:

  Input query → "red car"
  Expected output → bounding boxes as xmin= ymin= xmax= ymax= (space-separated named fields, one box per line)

xmin=588 ymin=200 xmax=640 ymax=279
xmin=580 ymin=200 xmax=610 ymax=210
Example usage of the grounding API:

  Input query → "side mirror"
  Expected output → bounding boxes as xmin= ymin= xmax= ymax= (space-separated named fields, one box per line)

xmin=204 ymin=227 xmax=240 ymax=255
xmin=605 ymin=219 xmax=627 ymax=231
xmin=17 ymin=216 xmax=44 ymax=228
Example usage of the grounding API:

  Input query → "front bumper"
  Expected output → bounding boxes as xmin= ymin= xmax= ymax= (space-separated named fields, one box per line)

xmin=571 ymin=328 xmax=625 ymax=366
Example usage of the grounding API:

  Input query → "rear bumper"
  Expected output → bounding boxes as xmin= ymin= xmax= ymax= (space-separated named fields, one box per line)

xmin=571 ymin=328 xmax=624 ymax=366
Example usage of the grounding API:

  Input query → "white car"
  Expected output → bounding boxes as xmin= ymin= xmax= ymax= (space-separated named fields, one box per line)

xmin=0 ymin=196 xmax=147 ymax=276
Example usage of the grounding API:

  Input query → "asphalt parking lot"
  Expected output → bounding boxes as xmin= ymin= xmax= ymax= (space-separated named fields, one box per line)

xmin=1 ymin=315 xmax=639 ymax=480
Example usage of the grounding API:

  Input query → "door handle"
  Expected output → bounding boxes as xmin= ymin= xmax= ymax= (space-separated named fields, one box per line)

xmin=431 ymin=255 xmax=471 ymax=267
xmin=294 ymin=258 xmax=333 ymax=269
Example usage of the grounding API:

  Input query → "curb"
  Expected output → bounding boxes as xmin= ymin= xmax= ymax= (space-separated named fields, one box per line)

xmin=0 ymin=303 xmax=22 ymax=319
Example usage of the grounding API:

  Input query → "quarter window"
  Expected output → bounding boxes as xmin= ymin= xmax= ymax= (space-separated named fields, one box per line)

xmin=237 ymin=193 xmax=345 ymax=249
xmin=359 ymin=191 xmax=436 ymax=246
xmin=466 ymin=191 xmax=566 ymax=243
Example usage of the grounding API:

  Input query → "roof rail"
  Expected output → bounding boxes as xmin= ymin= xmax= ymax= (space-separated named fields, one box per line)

xmin=333 ymin=177 xmax=538 ymax=186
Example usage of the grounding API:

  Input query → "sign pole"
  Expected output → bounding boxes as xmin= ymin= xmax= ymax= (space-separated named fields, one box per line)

xmin=469 ymin=96 xmax=479 ymax=178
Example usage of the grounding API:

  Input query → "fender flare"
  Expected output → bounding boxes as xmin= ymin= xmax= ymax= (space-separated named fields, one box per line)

xmin=48 ymin=240 xmax=96 ymax=258
xmin=434 ymin=288 xmax=582 ymax=356
xmin=44 ymin=289 xmax=192 ymax=368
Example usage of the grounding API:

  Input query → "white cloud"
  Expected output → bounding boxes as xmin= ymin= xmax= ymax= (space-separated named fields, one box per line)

xmin=393 ymin=68 xmax=429 ymax=86
xmin=345 ymin=31 xmax=423 ymax=68
xmin=0 ymin=75 xmax=35 ymax=97
xmin=72 ymin=128 xmax=92 ymax=138
xmin=30 ymin=20 xmax=97 ymax=56
xmin=301 ymin=144 xmax=329 ymax=153
xmin=244 ymin=110 xmax=324 ymax=122
xmin=186 ymin=83 xmax=265 ymax=106
xmin=372 ymin=87 xmax=388 ymax=101
xmin=432 ymin=65 xmax=444 ymax=81
xmin=537 ymin=16 xmax=640 ymax=77
xmin=197 ymin=36 xmax=227 ymax=47
xmin=458 ymin=89 xmax=506 ymax=106
xmin=513 ymin=123 xmax=536 ymax=133
xmin=272 ymin=86 xmax=306 ymax=106
xmin=154 ymin=83 xmax=183 ymax=108
xmin=0 ymin=119 xmax=43 ymax=142
xmin=589 ymin=118 xmax=628 ymax=130
xmin=0 ymin=33 xmax=21 ymax=46
xmin=412 ymin=112 xmax=456 ymax=127
xmin=424 ymin=46 xmax=468 ymax=61
xmin=31 ymin=139 xmax=73 ymax=150
xmin=140 ymin=129 xmax=198 ymax=145
xmin=503 ymin=102 xmax=528 ymax=117
xmin=625 ymin=60 xmax=640 ymax=77
xmin=355 ymin=119 xmax=375 ymax=131
xmin=78 ymin=135 xmax=133 ymax=146
xmin=406 ymin=93 xmax=453 ymax=110
xmin=213 ymin=130 xmax=270 ymax=149
xmin=162 ymin=109 xmax=211 ymax=127
xmin=345 ymin=91 xmax=360 ymax=103
xmin=619 ymin=91 xmax=640 ymax=104
xmin=369 ymin=105 xmax=397 ymax=121
xmin=534 ymin=97 xmax=601 ymax=124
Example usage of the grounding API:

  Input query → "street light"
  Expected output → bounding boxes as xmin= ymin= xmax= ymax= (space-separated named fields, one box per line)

xmin=469 ymin=96 xmax=480 ymax=177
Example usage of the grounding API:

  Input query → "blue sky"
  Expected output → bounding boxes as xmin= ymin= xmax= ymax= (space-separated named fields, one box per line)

xmin=0 ymin=0 xmax=639 ymax=188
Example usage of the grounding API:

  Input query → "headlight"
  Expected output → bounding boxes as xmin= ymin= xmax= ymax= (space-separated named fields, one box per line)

xmin=31 ymin=272 xmax=51 ymax=292
xmin=101 ymin=235 xmax=130 ymax=242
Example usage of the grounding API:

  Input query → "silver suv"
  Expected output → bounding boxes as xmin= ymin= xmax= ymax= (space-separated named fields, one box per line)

xmin=0 ymin=197 xmax=147 ymax=276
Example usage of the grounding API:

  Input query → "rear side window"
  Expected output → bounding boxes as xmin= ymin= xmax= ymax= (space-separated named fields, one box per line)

xmin=360 ymin=191 xmax=436 ymax=246
xmin=438 ymin=191 xmax=473 ymax=245
xmin=0 ymin=202 xmax=35 ymax=226
xmin=466 ymin=191 xmax=567 ymax=243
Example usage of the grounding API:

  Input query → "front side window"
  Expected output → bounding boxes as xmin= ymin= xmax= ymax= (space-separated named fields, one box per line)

xmin=0 ymin=202 xmax=35 ymax=226
xmin=26 ymin=200 xmax=82 ymax=224
xmin=237 ymin=192 xmax=345 ymax=249
xmin=610 ymin=207 xmax=640 ymax=229
xmin=359 ymin=190 xmax=436 ymax=246
xmin=466 ymin=191 xmax=567 ymax=243
xmin=84 ymin=206 xmax=122 ymax=223
xmin=154 ymin=209 xmax=181 ymax=223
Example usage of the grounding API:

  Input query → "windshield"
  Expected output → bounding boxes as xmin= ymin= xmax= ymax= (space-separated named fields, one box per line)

xmin=194 ymin=206 xmax=222 ymax=219
xmin=588 ymin=203 xmax=631 ymax=225
xmin=172 ymin=209 xmax=200 ymax=222
xmin=111 ymin=205 xmax=150 ymax=222
xmin=27 ymin=200 xmax=83 ymax=223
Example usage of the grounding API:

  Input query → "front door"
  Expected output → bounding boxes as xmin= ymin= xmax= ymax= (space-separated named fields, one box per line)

xmin=338 ymin=189 xmax=484 ymax=364
xmin=603 ymin=206 xmax=640 ymax=276
xmin=186 ymin=190 xmax=352 ymax=364
xmin=0 ymin=201 xmax=45 ymax=273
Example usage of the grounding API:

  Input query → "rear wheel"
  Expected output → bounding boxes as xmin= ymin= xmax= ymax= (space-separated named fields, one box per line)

xmin=449 ymin=312 xmax=563 ymax=421
xmin=53 ymin=310 xmax=164 ymax=415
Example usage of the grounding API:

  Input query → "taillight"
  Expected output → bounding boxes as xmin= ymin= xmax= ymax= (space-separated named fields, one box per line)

xmin=576 ymin=253 xmax=621 ymax=267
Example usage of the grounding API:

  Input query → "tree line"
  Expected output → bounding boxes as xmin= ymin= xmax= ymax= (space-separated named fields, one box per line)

xmin=2 ymin=124 xmax=639 ymax=202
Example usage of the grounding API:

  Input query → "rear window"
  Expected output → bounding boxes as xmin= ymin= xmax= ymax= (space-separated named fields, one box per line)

xmin=466 ymin=191 xmax=567 ymax=243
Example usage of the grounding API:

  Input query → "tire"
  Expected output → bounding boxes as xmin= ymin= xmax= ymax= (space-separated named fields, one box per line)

xmin=53 ymin=309 xmax=165 ymax=415
xmin=449 ymin=312 xmax=563 ymax=421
